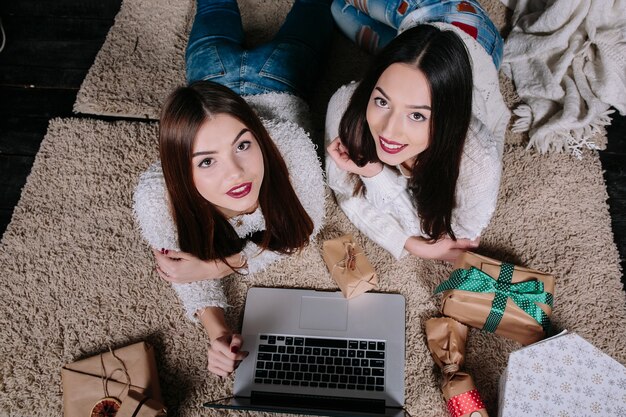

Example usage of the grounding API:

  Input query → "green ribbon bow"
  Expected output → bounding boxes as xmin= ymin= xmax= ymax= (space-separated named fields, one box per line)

xmin=434 ymin=264 xmax=553 ymax=333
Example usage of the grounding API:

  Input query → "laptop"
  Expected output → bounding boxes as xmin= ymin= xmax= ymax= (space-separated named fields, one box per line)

xmin=204 ymin=287 xmax=407 ymax=416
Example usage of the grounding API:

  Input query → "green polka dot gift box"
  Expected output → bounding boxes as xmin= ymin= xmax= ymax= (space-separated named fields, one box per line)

xmin=434 ymin=252 xmax=555 ymax=345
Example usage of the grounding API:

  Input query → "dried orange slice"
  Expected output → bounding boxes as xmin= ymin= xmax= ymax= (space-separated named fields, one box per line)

xmin=90 ymin=397 xmax=121 ymax=417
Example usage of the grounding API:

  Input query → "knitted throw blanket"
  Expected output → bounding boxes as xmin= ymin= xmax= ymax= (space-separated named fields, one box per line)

xmin=502 ymin=0 xmax=626 ymax=157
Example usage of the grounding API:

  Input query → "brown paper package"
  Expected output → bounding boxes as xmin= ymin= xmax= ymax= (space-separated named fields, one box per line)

xmin=322 ymin=234 xmax=378 ymax=299
xmin=439 ymin=252 xmax=555 ymax=345
xmin=425 ymin=318 xmax=489 ymax=417
xmin=61 ymin=341 xmax=165 ymax=417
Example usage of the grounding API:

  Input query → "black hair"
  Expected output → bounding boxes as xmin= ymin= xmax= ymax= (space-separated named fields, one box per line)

xmin=339 ymin=24 xmax=473 ymax=241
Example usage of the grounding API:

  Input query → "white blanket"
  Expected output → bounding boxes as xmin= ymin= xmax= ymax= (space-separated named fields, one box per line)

xmin=501 ymin=0 xmax=626 ymax=157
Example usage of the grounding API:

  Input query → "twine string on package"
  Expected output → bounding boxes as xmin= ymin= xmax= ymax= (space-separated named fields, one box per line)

xmin=92 ymin=346 xmax=133 ymax=415
xmin=61 ymin=341 xmax=166 ymax=417
xmin=322 ymin=234 xmax=378 ymax=299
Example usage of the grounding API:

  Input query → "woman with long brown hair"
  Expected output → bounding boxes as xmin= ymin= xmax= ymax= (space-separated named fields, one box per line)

xmin=134 ymin=0 xmax=331 ymax=377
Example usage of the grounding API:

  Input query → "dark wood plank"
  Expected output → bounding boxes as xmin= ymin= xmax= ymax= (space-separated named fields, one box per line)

xmin=1 ymin=1 xmax=121 ymax=19
xmin=1 ymin=16 xmax=113 ymax=41
xmin=0 ymin=66 xmax=87 ymax=89
xmin=605 ymin=197 xmax=626 ymax=221
xmin=0 ymin=0 xmax=123 ymax=241
xmin=610 ymin=219 xmax=626 ymax=243
xmin=0 ymin=40 xmax=104 ymax=68
xmin=600 ymin=153 xmax=626 ymax=200
xmin=600 ymin=118 xmax=626 ymax=288
xmin=0 ymin=87 xmax=77 ymax=119
xmin=0 ymin=116 xmax=49 ymax=156
xmin=0 ymin=155 xmax=34 ymax=209
xmin=601 ymin=185 xmax=626 ymax=267
xmin=610 ymin=220 xmax=626 ymax=286
xmin=0 ymin=209 xmax=13 ymax=238
xmin=605 ymin=111 xmax=626 ymax=154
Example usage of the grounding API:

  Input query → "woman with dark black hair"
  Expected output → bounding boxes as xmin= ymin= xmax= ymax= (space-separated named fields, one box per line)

xmin=326 ymin=2 xmax=510 ymax=263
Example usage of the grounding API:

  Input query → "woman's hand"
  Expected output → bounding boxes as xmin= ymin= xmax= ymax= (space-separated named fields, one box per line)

xmin=404 ymin=236 xmax=480 ymax=263
xmin=327 ymin=137 xmax=383 ymax=178
xmin=153 ymin=249 xmax=243 ymax=283
xmin=207 ymin=332 xmax=249 ymax=377
xmin=198 ymin=307 xmax=249 ymax=377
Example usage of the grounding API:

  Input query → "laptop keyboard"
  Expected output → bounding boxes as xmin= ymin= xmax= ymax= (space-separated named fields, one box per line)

xmin=254 ymin=334 xmax=385 ymax=391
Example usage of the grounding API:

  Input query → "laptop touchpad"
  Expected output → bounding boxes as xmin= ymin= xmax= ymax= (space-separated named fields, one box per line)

xmin=299 ymin=296 xmax=348 ymax=331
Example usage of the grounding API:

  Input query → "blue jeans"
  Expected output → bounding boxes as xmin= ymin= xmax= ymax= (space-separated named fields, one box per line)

xmin=186 ymin=0 xmax=334 ymax=99
xmin=331 ymin=0 xmax=503 ymax=69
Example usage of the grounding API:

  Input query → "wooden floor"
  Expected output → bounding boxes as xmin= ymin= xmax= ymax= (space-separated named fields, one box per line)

xmin=1 ymin=1 xmax=625 ymax=288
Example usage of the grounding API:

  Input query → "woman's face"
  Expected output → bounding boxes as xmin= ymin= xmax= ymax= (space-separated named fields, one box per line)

xmin=365 ymin=63 xmax=432 ymax=168
xmin=191 ymin=114 xmax=264 ymax=218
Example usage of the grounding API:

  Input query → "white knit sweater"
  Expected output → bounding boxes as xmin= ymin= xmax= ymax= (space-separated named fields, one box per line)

xmin=133 ymin=93 xmax=325 ymax=321
xmin=325 ymin=22 xmax=510 ymax=260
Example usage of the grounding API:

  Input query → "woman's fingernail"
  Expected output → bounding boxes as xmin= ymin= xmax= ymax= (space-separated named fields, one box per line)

xmin=160 ymin=248 xmax=165 ymax=254
xmin=231 ymin=346 xmax=240 ymax=354
xmin=165 ymin=249 xmax=169 ymax=255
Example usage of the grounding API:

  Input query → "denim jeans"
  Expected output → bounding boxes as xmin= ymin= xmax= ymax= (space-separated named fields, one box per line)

xmin=331 ymin=0 xmax=503 ymax=69
xmin=186 ymin=0 xmax=334 ymax=99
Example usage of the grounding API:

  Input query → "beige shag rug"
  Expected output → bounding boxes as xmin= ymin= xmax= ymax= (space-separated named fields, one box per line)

xmin=3 ymin=0 xmax=622 ymax=416
xmin=0 ymin=117 xmax=625 ymax=417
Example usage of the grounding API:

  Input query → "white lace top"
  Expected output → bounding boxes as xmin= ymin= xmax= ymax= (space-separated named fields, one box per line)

xmin=133 ymin=93 xmax=325 ymax=321
xmin=325 ymin=22 xmax=510 ymax=260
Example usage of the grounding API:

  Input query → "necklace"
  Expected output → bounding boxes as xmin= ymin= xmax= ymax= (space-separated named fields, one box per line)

xmin=232 ymin=214 xmax=244 ymax=227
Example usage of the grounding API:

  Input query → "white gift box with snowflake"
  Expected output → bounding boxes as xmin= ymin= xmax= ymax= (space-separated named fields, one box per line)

xmin=498 ymin=331 xmax=626 ymax=416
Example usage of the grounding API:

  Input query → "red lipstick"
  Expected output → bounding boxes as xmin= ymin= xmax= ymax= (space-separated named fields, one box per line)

xmin=379 ymin=136 xmax=408 ymax=154
xmin=227 ymin=182 xmax=252 ymax=198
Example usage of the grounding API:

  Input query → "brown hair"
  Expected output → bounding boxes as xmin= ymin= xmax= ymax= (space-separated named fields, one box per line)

xmin=159 ymin=81 xmax=314 ymax=265
xmin=339 ymin=25 xmax=472 ymax=241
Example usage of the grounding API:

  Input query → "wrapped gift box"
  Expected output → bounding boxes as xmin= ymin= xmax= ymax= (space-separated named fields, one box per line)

xmin=498 ymin=331 xmax=626 ymax=416
xmin=435 ymin=252 xmax=555 ymax=345
xmin=61 ymin=341 xmax=166 ymax=417
xmin=322 ymin=234 xmax=378 ymax=299
xmin=425 ymin=317 xmax=489 ymax=417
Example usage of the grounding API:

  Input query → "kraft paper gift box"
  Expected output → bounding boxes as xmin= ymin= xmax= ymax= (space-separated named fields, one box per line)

xmin=322 ymin=234 xmax=378 ymax=299
xmin=434 ymin=252 xmax=555 ymax=345
xmin=498 ymin=331 xmax=626 ymax=416
xmin=425 ymin=317 xmax=489 ymax=417
xmin=61 ymin=341 xmax=166 ymax=417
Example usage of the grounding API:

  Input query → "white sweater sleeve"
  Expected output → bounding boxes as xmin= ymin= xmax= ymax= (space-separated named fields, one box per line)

xmin=325 ymin=85 xmax=412 ymax=260
xmin=326 ymin=156 xmax=412 ymax=259
xmin=132 ymin=162 xmax=178 ymax=251
xmin=133 ymin=162 xmax=228 ymax=322
xmin=450 ymin=118 xmax=503 ymax=239
xmin=359 ymin=165 xmax=412 ymax=209
xmin=242 ymin=241 xmax=285 ymax=274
